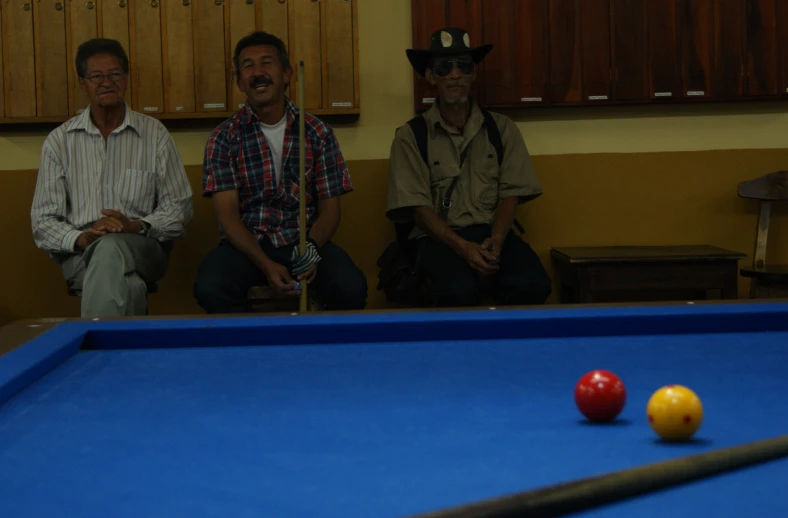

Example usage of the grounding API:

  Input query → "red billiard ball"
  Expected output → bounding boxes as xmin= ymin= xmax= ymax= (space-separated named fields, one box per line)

xmin=574 ymin=370 xmax=626 ymax=422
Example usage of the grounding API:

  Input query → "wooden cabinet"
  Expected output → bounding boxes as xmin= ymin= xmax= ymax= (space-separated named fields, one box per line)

xmin=0 ymin=0 xmax=360 ymax=124
xmin=481 ymin=0 xmax=548 ymax=107
xmin=412 ymin=0 xmax=788 ymax=110
xmin=35 ymin=1 xmax=69 ymax=117
xmin=4 ymin=0 xmax=37 ymax=117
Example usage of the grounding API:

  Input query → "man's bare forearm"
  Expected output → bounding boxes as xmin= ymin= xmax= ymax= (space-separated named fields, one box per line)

xmin=413 ymin=206 xmax=467 ymax=255
xmin=491 ymin=196 xmax=519 ymax=243
xmin=219 ymin=216 xmax=271 ymax=270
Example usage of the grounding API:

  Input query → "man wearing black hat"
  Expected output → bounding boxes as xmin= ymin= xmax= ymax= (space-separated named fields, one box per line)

xmin=385 ymin=28 xmax=551 ymax=307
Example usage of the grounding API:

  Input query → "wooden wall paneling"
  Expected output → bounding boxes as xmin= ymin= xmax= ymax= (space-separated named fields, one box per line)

xmin=481 ymin=0 xmax=548 ymax=107
xmin=35 ymin=0 xmax=70 ymax=116
xmin=778 ymin=0 xmax=788 ymax=95
xmin=548 ymin=0 xmax=582 ymax=104
xmin=260 ymin=0 xmax=290 ymax=100
xmin=162 ymin=0 xmax=195 ymax=114
xmin=193 ymin=0 xmax=227 ymax=112
xmin=66 ymin=0 xmax=97 ymax=114
xmin=746 ymin=0 xmax=777 ymax=96
xmin=290 ymin=0 xmax=322 ymax=109
xmin=99 ymin=0 xmax=132 ymax=106
xmin=325 ymin=0 xmax=356 ymax=110
xmin=679 ymin=0 xmax=712 ymax=99
xmin=712 ymin=0 xmax=744 ymax=98
xmin=612 ymin=0 xmax=647 ymax=101
xmin=228 ymin=0 xmax=256 ymax=111
xmin=580 ymin=0 xmax=612 ymax=102
xmin=410 ymin=0 xmax=446 ymax=111
xmin=647 ymin=0 xmax=680 ymax=100
xmin=130 ymin=0 xmax=163 ymax=114
xmin=3 ymin=0 xmax=37 ymax=117
xmin=446 ymin=0 xmax=482 ymax=103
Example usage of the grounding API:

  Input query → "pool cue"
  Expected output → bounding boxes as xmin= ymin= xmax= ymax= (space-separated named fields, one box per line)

xmin=298 ymin=60 xmax=308 ymax=313
xmin=408 ymin=434 xmax=788 ymax=518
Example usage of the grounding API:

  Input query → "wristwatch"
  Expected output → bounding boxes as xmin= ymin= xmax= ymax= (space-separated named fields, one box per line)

xmin=138 ymin=220 xmax=151 ymax=236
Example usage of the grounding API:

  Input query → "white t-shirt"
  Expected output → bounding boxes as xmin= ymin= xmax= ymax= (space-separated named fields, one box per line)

xmin=260 ymin=114 xmax=287 ymax=186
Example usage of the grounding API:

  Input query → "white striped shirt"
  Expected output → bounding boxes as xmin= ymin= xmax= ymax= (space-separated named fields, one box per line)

xmin=31 ymin=105 xmax=194 ymax=253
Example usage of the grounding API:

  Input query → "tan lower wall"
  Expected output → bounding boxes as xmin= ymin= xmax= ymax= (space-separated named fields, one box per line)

xmin=2 ymin=149 xmax=787 ymax=325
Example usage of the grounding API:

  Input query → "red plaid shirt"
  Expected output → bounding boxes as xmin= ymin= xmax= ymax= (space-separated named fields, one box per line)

xmin=203 ymin=98 xmax=353 ymax=248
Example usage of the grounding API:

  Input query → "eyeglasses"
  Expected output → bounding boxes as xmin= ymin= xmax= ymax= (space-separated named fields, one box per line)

xmin=432 ymin=59 xmax=475 ymax=77
xmin=84 ymin=71 xmax=126 ymax=84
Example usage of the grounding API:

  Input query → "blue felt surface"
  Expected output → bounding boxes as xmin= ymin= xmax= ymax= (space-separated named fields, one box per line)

xmin=1 ymin=328 xmax=787 ymax=517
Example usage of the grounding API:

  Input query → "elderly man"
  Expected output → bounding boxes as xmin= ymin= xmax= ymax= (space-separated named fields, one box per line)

xmin=193 ymin=31 xmax=367 ymax=313
xmin=31 ymin=38 xmax=193 ymax=318
xmin=386 ymin=27 xmax=551 ymax=307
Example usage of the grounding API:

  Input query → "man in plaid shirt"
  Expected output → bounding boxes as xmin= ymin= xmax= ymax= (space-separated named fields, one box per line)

xmin=194 ymin=31 xmax=367 ymax=313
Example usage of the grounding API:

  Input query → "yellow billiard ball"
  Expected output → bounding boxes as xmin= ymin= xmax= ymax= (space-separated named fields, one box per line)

xmin=646 ymin=385 xmax=703 ymax=441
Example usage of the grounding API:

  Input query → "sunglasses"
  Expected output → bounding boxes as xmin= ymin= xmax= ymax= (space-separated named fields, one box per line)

xmin=432 ymin=58 xmax=475 ymax=77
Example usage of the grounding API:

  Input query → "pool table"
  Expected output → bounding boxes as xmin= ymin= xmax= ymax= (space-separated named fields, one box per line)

xmin=1 ymin=300 xmax=788 ymax=517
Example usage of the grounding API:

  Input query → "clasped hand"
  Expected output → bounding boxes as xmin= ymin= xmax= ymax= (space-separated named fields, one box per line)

xmin=461 ymin=237 xmax=502 ymax=276
xmin=75 ymin=209 xmax=139 ymax=250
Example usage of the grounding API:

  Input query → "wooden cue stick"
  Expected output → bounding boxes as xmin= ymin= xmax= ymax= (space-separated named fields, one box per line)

xmin=408 ymin=434 xmax=788 ymax=518
xmin=298 ymin=60 xmax=307 ymax=313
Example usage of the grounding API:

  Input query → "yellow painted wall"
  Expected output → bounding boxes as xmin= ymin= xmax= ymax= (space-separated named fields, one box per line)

xmin=1 ymin=0 xmax=788 ymax=325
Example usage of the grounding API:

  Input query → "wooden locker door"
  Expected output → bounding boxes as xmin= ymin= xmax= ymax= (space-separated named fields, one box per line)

xmin=612 ymin=0 xmax=647 ymax=101
xmin=580 ymin=0 xmax=611 ymax=102
xmin=35 ymin=0 xmax=70 ymax=116
xmin=228 ymin=0 xmax=256 ymax=111
xmin=746 ymin=0 xmax=778 ymax=97
xmin=290 ymin=0 xmax=322 ymax=110
xmin=411 ymin=0 xmax=445 ymax=111
xmin=0 ymin=4 xmax=4 ymax=118
xmin=647 ymin=0 xmax=680 ymax=100
xmin=3 ymin=0 xmax=36 ymax=117
xmin=260 ymin=0 xmax=290 ymax=100
xmin=679 ymin=0 xmax=712 ymax=99
xmin=193 ymin=0 xmax=227 ymax=112
xmin=446 ymin=0 xmax=482 ymax=103
xmin=100 ymin=0 xmax=131 ymax=105
xmin=67 ymin=0 xmax=97 ymax=114
xmin=162 ymin=0 xmax=194 ymax=114
xmin=778 ymin=0 xmax=788 ymax=95
xmin=712 ymin=0 xmax=744 ymax=98
xmin=481 ymin=0 xmax=548 ymax=107
xmin=130 ymin=0 xmax=163 ymax=114
xmin=325 ymin=0 xmax=356 ymax=110
xmin=549 ymin=0 xmax=582 ymax=104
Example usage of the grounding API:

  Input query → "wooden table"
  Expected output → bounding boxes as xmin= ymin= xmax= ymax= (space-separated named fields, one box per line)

xmin=550 ymin=245 xmax=747 ymax=303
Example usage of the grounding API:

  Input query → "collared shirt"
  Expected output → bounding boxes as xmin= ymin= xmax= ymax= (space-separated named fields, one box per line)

xmin=386 ymin=100 xmax=542 ymax=235
xmin=30 ymin=104 xmax=194 ymax=254
xmin=202 ymin=97 xmax=353 ymax=248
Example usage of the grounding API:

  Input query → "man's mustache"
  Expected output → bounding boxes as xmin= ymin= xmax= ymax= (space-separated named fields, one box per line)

xmin=251 ymin=76 xmax=273 ymax=87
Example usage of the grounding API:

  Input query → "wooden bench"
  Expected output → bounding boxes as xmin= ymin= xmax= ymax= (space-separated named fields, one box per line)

xmin=247 ymin=285 xmax=323 ymax=312
xmin=550 ymin=245 xmax=746 ymax=304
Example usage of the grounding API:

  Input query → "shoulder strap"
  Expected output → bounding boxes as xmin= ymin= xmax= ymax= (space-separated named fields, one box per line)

xmin=481 ymin=108 xmax=504 ymax=167
xmin=407 ymin=115 xmax=429 ymax=167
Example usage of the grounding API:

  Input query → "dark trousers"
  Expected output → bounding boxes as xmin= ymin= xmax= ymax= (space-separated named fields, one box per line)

xmin=419 ymin=224 xmax=551 ymax=307
xmin=193 ymin=239 xmax=368 ymax=313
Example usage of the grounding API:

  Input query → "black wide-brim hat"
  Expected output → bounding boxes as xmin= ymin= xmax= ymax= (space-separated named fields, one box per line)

xmin=406 ymin=27 xmax=493 ymax=77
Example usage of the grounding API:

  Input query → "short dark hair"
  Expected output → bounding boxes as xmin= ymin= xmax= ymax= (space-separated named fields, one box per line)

xmin=233 ymin=31 xmax=291 ymax=78
xmin=75 ymin=38 xmax=129 ymax=78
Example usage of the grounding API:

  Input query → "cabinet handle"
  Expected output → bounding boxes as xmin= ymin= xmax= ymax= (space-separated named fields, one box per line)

xmin=119 ymin=0 xmax=126 ymax=7
xmin=246 ymin=0 xmax=253 ymax=4
xmin=86 ymin=1 xmax=94 ymax=9
xmin=214 ymin=0 xmax=223 ymax=5
xmin=23 ymin=2 xmax=30 ymax=10
xmin=279 ymin=0 xmax=286 ymax=4
xmin=56 ymin=2 xmax=63 ymax=10
xmin=151 ymin=0 xmax=158 ymax=7
xmin=182 ymin=0 xmax=189 ymax=5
